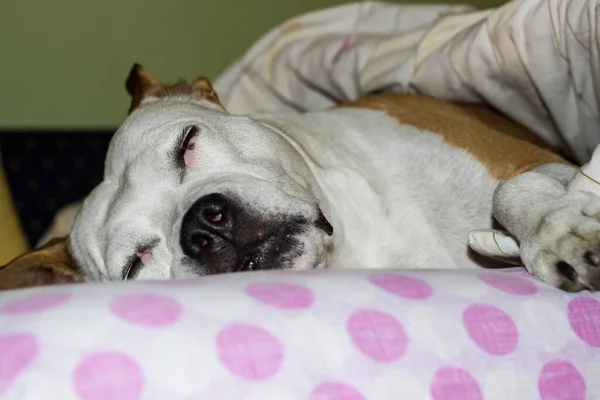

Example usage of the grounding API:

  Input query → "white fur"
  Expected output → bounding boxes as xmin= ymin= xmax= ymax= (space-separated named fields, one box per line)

xmin=494 ymin=163 xmax=600 ymax=291
xmin=470 ymin=145 xmax=600 ymax=260
xmin=69 ymin=95 xmax=599 ymax=291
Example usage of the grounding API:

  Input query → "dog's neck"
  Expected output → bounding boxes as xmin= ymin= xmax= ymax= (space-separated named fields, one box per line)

xmin=252 ymin=113 xmax=349 ymax=265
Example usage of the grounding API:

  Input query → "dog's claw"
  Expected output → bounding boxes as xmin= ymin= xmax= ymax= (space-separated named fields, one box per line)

xmin=521 ymin=191 xmax=600 ymax=291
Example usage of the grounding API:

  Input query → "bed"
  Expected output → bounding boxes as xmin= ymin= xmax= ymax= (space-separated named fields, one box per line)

xmin=2 ymin=0 xmax=600 ymax=398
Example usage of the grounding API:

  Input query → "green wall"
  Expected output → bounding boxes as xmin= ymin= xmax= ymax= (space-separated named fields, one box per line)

xmin=0 ymin=0 xmax=505 ymax=128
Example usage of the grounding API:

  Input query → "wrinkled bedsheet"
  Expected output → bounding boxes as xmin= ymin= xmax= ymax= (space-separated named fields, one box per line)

xmin=215 ymin=0 xmax=600 ymax=163
xmin=1 ymin=268 xmax=599 ymax=399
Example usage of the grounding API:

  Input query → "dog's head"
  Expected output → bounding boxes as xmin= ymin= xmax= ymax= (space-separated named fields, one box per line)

xmin=60 ymin=64 xmax=333 ymax=282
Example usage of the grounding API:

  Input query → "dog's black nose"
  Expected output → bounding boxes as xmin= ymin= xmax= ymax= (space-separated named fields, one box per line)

xmin=179 ymin=193 xmax=309 ymax=274
xmin=179 ymin=193 xmax=236 ymax=261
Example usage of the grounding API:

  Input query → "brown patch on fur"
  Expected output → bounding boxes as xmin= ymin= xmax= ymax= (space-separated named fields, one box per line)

xmin=339 ymin=93 xmax=571 ymax=180
xmin=0 ymin=237 xmax=83 ymax=291
xmin=125 ymin=63 xmax=224 ymax=114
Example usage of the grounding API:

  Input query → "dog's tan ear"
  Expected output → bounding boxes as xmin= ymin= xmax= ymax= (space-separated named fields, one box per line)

xmin=0 ymin=237 xmax=83 ymax=291
xmin=125 ymin=63 xmax=225 ymax=114
xmin=190 ymin=76 xmax=224 ymax=109
xmin=125 ymin=63 xmax=164 ymax=115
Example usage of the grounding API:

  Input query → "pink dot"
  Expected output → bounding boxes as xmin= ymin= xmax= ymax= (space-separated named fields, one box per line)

xmin=110 ymin=293 xmax=181 ymax=327
xmin=463 ymin=304 xmax=518 ymax=355
xmin=430 ymin=367 xmax=482 ymax=400
xmin=245 ymin=282 xmax=314 ymax=309
xmin=568 ymin=297 xmax=600 ymax=347
xmin=368 ymin=274 xmax=433 ymax=300
xmin=217 ymin=324 xmax=283 ymax=380
xmin=477 ymin=273 xmax=538 ymax=295
xmin=538 ymin=360 xmax=586 ymax=400
xmin=1 ymin=293 xmax=71 ymax=314
xmin=347 ymin=309 xmax=407 ymax=362
xmin=310 ymin=382 xmax=365 ymax=400
xmin=0 ymin=334 xmax=38 ymax=395
xmin=73 ymin=352 xmax=144 ymax=400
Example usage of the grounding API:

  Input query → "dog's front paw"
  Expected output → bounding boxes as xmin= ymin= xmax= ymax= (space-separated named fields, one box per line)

xmin=522 ymin=191 xmax=600 ymax=292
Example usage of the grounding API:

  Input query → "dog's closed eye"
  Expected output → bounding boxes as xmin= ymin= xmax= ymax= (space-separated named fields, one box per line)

xmin=122 ymin=255 xmax=143 ymax=280
xmin=180 ymin=125 xmax=199 ymax=168
xmin=121 ymin=240 xmax=159 ymax=280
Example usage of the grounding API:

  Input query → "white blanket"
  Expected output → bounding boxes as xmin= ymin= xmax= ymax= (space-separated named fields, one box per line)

xmin=214 ymin=0 xmax=600 ymax=164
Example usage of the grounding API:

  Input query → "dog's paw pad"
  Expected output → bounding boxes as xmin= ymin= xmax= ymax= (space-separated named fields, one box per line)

xmin=523 ymin=192 xmax=600 ymax=292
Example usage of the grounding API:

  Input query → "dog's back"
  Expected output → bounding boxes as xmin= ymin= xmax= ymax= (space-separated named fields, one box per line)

xmin=254 ymin=93 xmax=569 ymax=270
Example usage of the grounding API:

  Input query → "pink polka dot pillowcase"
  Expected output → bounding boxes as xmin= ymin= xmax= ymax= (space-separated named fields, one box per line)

xmin=1 ymin=268 xmax=599 ymax=400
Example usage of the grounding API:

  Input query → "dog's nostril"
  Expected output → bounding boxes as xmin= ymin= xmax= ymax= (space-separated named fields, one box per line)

xmin=202 ymin=208 xmax=225 ymax=225
xmin=193 ymin=235 xmax=210 ymax=249
xmin=208 ymin=212 xmax=223 ymax=223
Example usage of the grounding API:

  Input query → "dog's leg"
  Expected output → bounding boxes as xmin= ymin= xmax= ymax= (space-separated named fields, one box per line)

xmin=494 ymin=163 xmax=600 ymax=291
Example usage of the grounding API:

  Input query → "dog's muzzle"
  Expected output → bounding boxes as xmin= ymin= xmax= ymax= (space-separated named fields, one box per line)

xmin=179 ymin=193 xmax=333 ymax=274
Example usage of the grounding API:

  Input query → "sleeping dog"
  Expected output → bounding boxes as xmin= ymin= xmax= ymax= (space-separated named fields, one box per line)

xmin=2 ymin=64 xmax=599 ymax=292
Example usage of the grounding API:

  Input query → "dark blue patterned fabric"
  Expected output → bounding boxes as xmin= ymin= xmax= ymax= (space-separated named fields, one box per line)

xmin=0 ymin=131 xmax=114 ymax=246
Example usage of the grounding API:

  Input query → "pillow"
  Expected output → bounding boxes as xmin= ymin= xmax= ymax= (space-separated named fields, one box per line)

xmin=36 ymin=200 xmax=82 ymax=247
xmin=0 ymin=154 xmax=28 ymax=264
xmin=0 ymin=268 xmax=598 ymax=399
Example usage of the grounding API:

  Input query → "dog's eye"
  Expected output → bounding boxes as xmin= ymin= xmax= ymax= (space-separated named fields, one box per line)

xmin=181 ymin=125 xmax=199 ymax=168
xmin=182 ymin=125 xmax=198 ymax=150
xmin=122 ymin=254 xmax=144 ymax=281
